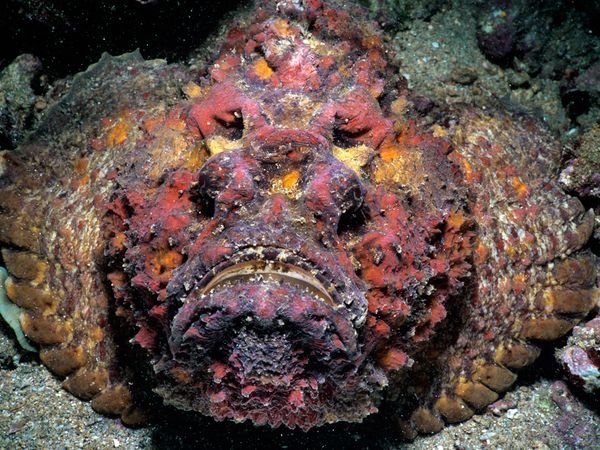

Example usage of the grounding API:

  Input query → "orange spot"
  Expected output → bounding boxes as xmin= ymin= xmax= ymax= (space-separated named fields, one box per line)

xmin=253 ymin=58 xmax=274 ymax=80
xmin=281 ymin=170 xmax=300 ymax=189
xmin=111 ymin=232 xmax=126 ymax=250
xmin=475 ymin=241 xmax=489 ymax=264
xmin=461 ymin=159 xmax=481 ymax=183
xmin=446 ymin=212 xmax=466 ymax=230
xmin=157 ymin=249 xmax=183 ymax=272
xmin=513 ymin=273 xmax=527 ymax=294
xmin=362 ymin=34 xmax=382 ymax=49
xmin=379 ymin=140 xmax=403 ymax=161
xmin=379 ymin=348 xmax=408 ymax=371
xmin=149 ymin=248 xmax=184 ymax=281
xmin=511 ymin=176 xmax=529 ymax=199
xmin=73 ymin=158 xmax=89 ymax=175
xmin=70 ymin=174 xmax=90 ymax=189
xmin=165 ymin=116 xmax=186 ymax=132
xmin=170 ymin=366 xmax=192 ymax=384
xmin=143 ymin=115 xmax=164 ymax=134
xmin=106 ymin=121 xmax=130 ymax=147
xmin=90 ymin=326 xmax=105 ymax=342
xmin=272 ymin=18 xmax=291 ymax=37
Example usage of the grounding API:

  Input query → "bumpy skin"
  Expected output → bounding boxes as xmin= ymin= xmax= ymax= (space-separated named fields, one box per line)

xmin=0 ymin=0 xmax=597 ymax=436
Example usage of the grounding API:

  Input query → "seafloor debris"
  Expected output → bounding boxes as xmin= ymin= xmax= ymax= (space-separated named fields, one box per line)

xmin=0 ymin=0 xmax=597 ymax=439
xmin=551 ymin=380 xmax=600 ymax=448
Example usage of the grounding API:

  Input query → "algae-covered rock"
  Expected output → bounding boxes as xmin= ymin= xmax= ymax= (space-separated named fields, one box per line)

xmin=560 ymin=124 xmax=600 ymax=199
xmin=0 ymin=54 xmax=42 ymax=148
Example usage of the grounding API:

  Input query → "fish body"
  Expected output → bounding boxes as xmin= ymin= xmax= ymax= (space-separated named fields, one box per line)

xmin=0 ymin=0 xmax=597 ymax=436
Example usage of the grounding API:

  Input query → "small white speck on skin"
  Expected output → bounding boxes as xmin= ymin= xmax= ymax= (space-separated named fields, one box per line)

xmin=566 ymin=127 xmax=578 ymax=136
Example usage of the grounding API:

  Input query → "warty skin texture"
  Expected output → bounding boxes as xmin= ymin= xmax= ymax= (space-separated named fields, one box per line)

xmin=0 ymin=0 xmax=597 ymax=438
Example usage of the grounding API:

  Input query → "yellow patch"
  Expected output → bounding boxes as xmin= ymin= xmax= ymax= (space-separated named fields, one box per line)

xmin=390 ymin=97 xmax=409 ymax=117
xmin=332 ymin=144 xmax=374 ymax=175
xmin=272 ymin=18 xmax=291 ymax=37
xmin=304 ymin=35 xmax=345 ymax=59
xmin=205 ymin=135 xmax=242 ymax=156
xmin=182 ymin=81 xmax=204 ymax=99
xmin=185 ymin=143 xmax=209 ymax=171
xmin=432 ymin=124 xmax=447 ymax=137
xmin=106 ymin=121 xmax=130 ymax=147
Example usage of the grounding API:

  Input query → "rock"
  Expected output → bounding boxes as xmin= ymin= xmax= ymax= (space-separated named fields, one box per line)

xmin=477 ymin=9 xmax=516 ymax=64
xmin=560 ymin=62 xmax=600 ymax=122
xmin=559 ymin=124 xmax=600 ymax=199
xmin=556 ymin=316 xmax=600 ymax=394
xmin=506 ymin=69 xmax=530 ymax=88
xmin=0 ymin=54 xmax=42 ymax=148
xmin=450 ymin=67 xmax=478 ymax=85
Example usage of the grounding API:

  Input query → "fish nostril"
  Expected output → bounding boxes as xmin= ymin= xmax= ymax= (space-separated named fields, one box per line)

xmin=333 ymin=124 xmax=371 ymax=149
xmin=193 ymin=158 xmax=228 ymax=218
xmin=304 ymin=158 xmax=366 ymax=229
xmin=337 ymin=200 xmax=369 ymax=235
xmin=193 ymin=184 xmax=216 ymax=218
xmin=214 ymin=109 xmax=244 ymax=140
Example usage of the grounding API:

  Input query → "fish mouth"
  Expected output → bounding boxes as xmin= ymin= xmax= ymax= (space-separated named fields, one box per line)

xmin=165 ymin=258 xmax=371 ymax=430
xmin=160 ymin=243 xmax=379 ymax=430
xmin=200 ymin=260 xmax=336 ymax=308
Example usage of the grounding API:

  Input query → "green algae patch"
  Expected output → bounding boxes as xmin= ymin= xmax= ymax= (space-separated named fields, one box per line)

xmin=0 ymin=267 xmax=35 ymax=352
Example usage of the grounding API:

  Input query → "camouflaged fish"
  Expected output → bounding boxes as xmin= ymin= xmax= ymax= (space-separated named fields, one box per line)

xmin=0 ymin=0 xmax=597 ymax=436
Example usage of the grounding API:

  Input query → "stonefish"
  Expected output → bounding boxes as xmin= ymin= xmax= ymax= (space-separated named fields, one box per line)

xmin=1 ymin=0 xmax=597 ymax=437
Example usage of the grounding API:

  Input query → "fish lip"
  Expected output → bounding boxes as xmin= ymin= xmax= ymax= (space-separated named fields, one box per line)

xmin=196 ymin=245 xmax=341 ymax=304
xmin=199 ymin=259 xmax=337 ymax=308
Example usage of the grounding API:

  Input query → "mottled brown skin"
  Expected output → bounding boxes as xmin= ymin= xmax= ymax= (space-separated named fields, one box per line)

xmin=0 ymin=0 xmax=597 ymax=437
